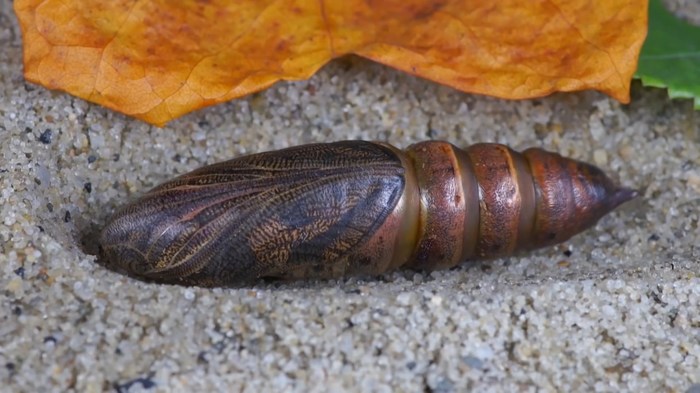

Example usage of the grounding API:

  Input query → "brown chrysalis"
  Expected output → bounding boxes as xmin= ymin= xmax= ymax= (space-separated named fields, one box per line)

xmin=99 ymin=141 xmax=637 ymax=287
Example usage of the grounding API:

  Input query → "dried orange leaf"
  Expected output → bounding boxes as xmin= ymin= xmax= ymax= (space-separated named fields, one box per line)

xmin=14 ymin=0 xmax=647 ymax=126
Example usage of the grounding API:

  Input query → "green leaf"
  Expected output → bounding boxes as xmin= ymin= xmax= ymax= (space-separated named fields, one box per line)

xmin=636 ymin=0 xmax=700 ymax=109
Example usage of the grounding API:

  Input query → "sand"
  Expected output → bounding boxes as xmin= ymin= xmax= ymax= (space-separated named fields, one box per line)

xmin=1 ymin=1 xmax=699 ymax=392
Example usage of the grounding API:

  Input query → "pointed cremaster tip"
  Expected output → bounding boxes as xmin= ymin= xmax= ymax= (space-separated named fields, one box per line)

xmin=610 ymin=187 xmax=639 ymax=209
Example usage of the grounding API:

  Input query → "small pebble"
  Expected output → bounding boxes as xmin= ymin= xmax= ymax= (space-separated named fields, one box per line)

xmin=38 ymin=129 xmax=53 ymax=144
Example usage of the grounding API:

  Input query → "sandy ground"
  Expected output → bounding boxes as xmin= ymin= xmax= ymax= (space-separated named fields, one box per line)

xmin=1 ymin=1 xmax=699 ymax=392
